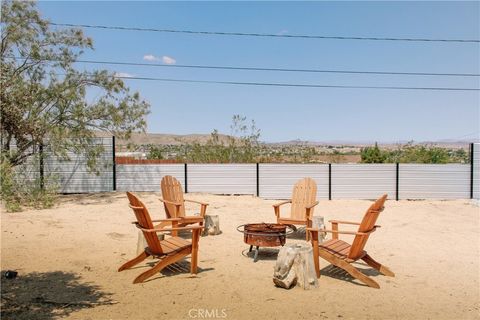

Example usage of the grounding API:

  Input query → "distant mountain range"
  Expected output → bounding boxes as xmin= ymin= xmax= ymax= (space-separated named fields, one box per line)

xmin=97 ymin=132 xmax=232 ymax=146
xmin=97 ymin=132 xmax=475 ymax=148
xmin=270 ymin=138 xmax=475 ymax=148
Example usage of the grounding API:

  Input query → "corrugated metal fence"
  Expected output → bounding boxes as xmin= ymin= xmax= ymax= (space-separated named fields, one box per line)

xmin=28 ymin=139 xmax=480 ymax=200
xmin=45 ymin=138 xmax=113 ymax=193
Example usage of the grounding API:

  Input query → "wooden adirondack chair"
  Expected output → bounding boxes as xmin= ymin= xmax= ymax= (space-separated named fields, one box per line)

xmin=308 ymin=194 xmax=395 ymax=289
xmin=273 ymin=177 xmax=319 ymax=240
xmin=118 ymin=192 xmax=203 ymax=284
xmin=160 ymin=175 xmax=208 ymax=228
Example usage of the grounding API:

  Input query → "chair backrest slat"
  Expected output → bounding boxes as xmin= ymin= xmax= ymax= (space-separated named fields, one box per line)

xmin=126 ymin=192 xmax=163 ymax=254
xmin=291 ymin=178 xmax=317 ymax=220
xmin=161 ymin=175 xmax=186 ymax=218
xmin=348 ymin=194 xmax=388 ymax=260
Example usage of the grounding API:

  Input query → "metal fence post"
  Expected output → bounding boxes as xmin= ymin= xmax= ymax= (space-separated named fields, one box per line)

xmin=328 ymin=163 xmax=332 ymax=200
xmin=184 ymin=163 xmax=188 ymax=193
xmin=39 ymin=143 xmax=44 ymax=190
xmin=470 ymin=143 xmax=474 ymax=199
xmin=112 ymin=136 xmax=116 ymax=191
xmin=396 ymin=162 xmax=399 ymax=201
xmin=256 ymin=163 xmax=260 ymax=197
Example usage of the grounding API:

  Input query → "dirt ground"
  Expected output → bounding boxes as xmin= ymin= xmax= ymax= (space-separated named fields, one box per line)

xmin=1 ymin=193 xmax=479 ymax=320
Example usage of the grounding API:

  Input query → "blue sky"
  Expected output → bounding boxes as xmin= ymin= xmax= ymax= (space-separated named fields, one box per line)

xmin=38 ymin=1 xmax=479 ymax=143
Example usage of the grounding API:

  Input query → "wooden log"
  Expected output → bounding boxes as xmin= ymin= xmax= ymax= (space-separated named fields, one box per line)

xmin=273 ymin=244 xmax=298 ymax=288
xmin=311 ymin=216 xmax=327 ymax=243
xmin=202 ymin=215 xmax=221 ymax=236
xmin=273 ymin=242 xmax=319 ymax=290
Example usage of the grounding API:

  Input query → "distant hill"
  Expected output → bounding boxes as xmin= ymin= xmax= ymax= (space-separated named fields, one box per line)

xmin=97 ymin=132 xmax=232 ymax=146
xmin=96 ymin=131 xmax=474 ymax=148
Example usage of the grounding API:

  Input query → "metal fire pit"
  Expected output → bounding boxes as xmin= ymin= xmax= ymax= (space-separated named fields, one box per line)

xmin=237 ymin=223 xmax=294 ymax=262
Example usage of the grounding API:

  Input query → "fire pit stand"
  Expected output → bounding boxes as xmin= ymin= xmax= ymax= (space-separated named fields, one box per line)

xmin=236 ymin=223 xmax=294 ymax=262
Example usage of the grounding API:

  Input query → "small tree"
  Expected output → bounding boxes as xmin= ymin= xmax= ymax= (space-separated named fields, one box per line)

xmin=1 ymin=1 xmax=150 ymax=170
xmin=360 ymin=142 xmax=386 ymax=163
xmin=185 ymin=115 xmax=261 ymax=163
xmin=147 ymin=145 xmax=164 ymax=160
xmin=1 ymin=1 xmax=150 ymax=210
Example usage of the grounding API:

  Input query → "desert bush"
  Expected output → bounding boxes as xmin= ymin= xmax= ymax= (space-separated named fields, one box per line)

xmin=0 ymin=157 xmax=58 ymax=212
xmin=361 ymin=141 xmax=462 ymax=164
xmin=182 ymin=115 xmax=261 ymax=163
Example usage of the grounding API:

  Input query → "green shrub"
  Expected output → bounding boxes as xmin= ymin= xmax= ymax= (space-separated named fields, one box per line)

xmin=0 ymin=158 xmax=58 ymax=212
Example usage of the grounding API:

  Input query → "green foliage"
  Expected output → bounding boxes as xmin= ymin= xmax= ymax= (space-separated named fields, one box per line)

xmin=0 ymin=157 xmax=58 ymax=212
xmin=147 ymin=145 xmax=164 ymax=160
xmin=360 ymin=142 xmax=386 ymax=163
xmin=450 ymin=148 xmax=469 ymax=163
xmin=361 ymin=141 xmax=461 ymax=164
xmin=1 ymin=1 xmax=149 ymax=210
xmin=1 ymin=1 xmax=150 ymax=171
xmin=182 ymin=115 xmax=261 ymax=163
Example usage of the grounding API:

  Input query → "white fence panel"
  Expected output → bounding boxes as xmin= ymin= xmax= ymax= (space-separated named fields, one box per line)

xmin=332 ymin=164 xmax=396 ymax=200
xmin=188 ymin=164 xmax=256 ymax=194
xmin=116 ymin=164 xmax=185 ymax=192
xmin=399 ymin=164 xmax=470 ymax=199
xmin=258 ymin=164 xmax=328 ymax=199
xmin=473 ymin=143 xmax=480 ymax=199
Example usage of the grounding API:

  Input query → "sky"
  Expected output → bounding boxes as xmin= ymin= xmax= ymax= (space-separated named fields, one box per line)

xmin=37 ymin=1 xmax=480 ymax=143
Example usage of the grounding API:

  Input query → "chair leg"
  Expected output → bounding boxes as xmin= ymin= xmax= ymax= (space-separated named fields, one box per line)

xmin=306 ymin=221 xmax=312 ymax=242
xmin=310 ymin=230 xmax=321 ymax=278
xmin=133 ymin=252 xmax=189 ymax=284
xmin=319 ymin=250 xmax=380 ymax=289
xmin=335 ymin=259 xmax=380 ymax=289
xmin=362 ymin=254 xmax=395 ymax=277
xmin=190 ymin=230 xmax=200 ymax=274
xmin=118 ymin=251 xmax=149 ymax=272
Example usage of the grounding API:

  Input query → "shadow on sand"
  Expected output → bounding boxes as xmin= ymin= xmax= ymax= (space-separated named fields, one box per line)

xmin=320 ymin=264 xmax=383 ymax=287
xmin=1 ymin=270 xmax=115 ymax=320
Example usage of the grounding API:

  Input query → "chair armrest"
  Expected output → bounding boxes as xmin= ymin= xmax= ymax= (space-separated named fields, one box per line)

xmin=184 ymin=199 xmax=209 ymax=206
xmin=273 ymin=200 xmax=291 ymax=208
xmin=158 ymin=198 xmax=183 ymax=206
xmin=273 ymin=200 xmax=291 ymax=218
xmin=132 ymin=218 xmax=181 ymax=224
xmin=329 ymin=220 xmax=361 ymax=226
xmin=135 ymin=223 xmax=204 ymax=233
xmin=307 ymin=227 xmax=377 ymax=236
xmin=184 ymin=199 xmax=208 ymax=218
xmin=306 ymin=201 xmax=319 ymax=209
xmin=151 ymin=218 xmax=182 ymax=223
xmin=305 ymin=201 xmax=319 ymax=220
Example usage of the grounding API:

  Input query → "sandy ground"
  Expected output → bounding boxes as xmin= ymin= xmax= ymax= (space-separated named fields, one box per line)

xmin=1 ymin=192 xmax=479 ymax=320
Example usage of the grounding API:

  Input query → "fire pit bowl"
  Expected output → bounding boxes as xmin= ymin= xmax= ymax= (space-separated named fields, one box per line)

xmin=243 ymin=223 xmax=287 ymax=247
xmin=237 ymin=223 xmax=294 ymax=262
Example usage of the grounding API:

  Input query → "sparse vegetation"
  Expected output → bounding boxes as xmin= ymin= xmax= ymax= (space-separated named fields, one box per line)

xmin=0 ymin=155 xmax=58 ymax=212
xmin=147 ymin=145 xmax=165 ymax=160
xmin=361 ymin=141 xmax=468 ymax=164
xmin=180 ymin=115 xmax=261 ymax=163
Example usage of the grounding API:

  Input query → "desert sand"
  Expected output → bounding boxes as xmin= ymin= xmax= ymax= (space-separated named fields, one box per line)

xmin=1 ymin=193 xmax=479 ymax=320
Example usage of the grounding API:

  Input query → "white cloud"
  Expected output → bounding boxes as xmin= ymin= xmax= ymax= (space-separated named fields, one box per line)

xmin=143 ymin=54 xmax=160 ymax=61
xmin=162 ymin=55 xmax=176 ymax=65
xmin=278 ymin=29 xmax=288 ymax=35
xmin=114 ymin=72 xmax=134 ymax=78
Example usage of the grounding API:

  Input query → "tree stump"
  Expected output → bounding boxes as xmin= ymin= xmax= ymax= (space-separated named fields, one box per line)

xmin=202 ymin=215 xmax=221 ymax=236
xmin=273 ymin=242 xmax=318 ymax=290
xmin=136 ymin=231 xmax=165 ymax=255
xmin=311 ymin=216 xmax=327 ymax=243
